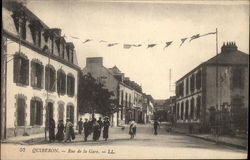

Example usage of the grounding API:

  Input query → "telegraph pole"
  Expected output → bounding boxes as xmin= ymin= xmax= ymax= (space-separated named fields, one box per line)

xmin=215 ymin=28 xmax=219 ymax=143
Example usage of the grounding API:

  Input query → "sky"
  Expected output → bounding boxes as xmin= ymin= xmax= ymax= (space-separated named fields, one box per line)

xmin=24 ymin=0 xmax=249 ymax=99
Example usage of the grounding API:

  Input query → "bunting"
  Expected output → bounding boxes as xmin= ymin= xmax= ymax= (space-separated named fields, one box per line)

xmin=180 ymin=38 xmax=187 ymax=47
xmin=64 ymin=30 xmax=216 ymax=50
xmin=189 ymin=34 xmax=200 ymax=42
xmin=163 ymin=41 xmax=173 ymax=50
xmin=82 ymin=39 xmax=92 ymax=44
xmin=107 ymin=43 xmax=118 ymax=47
xmin=147 ymin=44 xmax=157 ymax=48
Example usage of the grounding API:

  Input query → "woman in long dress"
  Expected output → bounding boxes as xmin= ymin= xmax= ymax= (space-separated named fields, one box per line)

xmin=49 ymin=118 xmax=55 ymax=142
xmin=56 ymin=120 xmax=64 ymax=141
xmin=129 ymin=121 xmax=137 ymax=139
xmin=103 ymin=117 xmax=110 ymax=141
xmin=64 ymin=119 xmax=73 ymax=142
xmin=92 ymin=118 xmax=101 ymax=141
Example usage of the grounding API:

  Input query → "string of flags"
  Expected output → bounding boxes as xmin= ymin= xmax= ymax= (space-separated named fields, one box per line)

xmin=66 ymin=31 xmax=216 ymax=50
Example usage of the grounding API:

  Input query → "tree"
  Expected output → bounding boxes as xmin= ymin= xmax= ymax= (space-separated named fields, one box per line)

xmin=78 ymin=73 xmax=117 ymax=117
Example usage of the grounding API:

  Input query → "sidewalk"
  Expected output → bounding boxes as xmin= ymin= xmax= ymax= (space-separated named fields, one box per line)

xmin=173 ymin=127 xmax=248 ymax=150
xmin=1 ymin=133 xmax=45 ymax=144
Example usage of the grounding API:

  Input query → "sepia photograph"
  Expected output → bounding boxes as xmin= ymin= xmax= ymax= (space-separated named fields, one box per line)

xmin=1 ymin=0 xmax=249 ymax=159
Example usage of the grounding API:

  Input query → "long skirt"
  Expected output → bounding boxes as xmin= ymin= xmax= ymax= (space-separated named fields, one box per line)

xmin=49 ymin=128 xmax=55 ymax=140
xmin=103 ymin=127 xmax=109 ymax=139
xmin=56 ymin=130 xmax=64 ymax=141
xmin=93 ymin=130 xmax=100 ymax=141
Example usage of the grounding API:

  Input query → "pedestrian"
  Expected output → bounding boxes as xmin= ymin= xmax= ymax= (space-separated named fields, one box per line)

xmin=153 ymin=120 xmax=160 ymax=135
xmin=56 ymin=120 xmax=64 ymax=141
xmin=103 ymin=117 xmax=110 ymax=141
xmin=97 ymin=117 xmax=103 ymax=140
xmin=49 ymin=118 xmax=55 ymax=142
xmin=92 ymin=118 xmax=101 ymax=141
xmin=78 ymin=118 xmax=83 ymax=135
xmin=83 ymin=118 xmax=89 ymax=142
xmin=129 ymin=120 xmax=137 ymax=139
xmin=64 ymin=118 xmax=74 ymax=142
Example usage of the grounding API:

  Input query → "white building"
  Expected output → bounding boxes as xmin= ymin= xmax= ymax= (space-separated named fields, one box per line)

xmin=2 ymin=1 xmax=80 ymax=138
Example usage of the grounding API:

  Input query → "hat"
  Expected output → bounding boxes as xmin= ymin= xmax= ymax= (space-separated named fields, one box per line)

xmin=103 ymin=116 xmax=109 ymax=119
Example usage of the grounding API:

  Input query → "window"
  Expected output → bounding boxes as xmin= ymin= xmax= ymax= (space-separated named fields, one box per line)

xmin=12 ymin=11 xmax=26 ymax=40
xmin=190 ymin=98 xmax=194 ymax=119
xmin=125 ymin=93 xmax=128 ymax=107
xmin=196 ymin=70 xmax=202 ymax=90
xmin=57 ymin=69 xmax=66 ymax=95
xmin=31 ymin=61 xmax=44 ymax=88
xmin=190 ymin=74 xmax=195 ymax=93
xmin=176 ymin=103 xmax=179 ymax=120
xmin=231 ymin=96 xmax=244 ymax=112
xmin=181 ymin=102 xmax=184 ymax=120
xmin=186 ymin=78 xmax=189 ymax=95
xmin=45 ymin=65 xmax=56 ymax=92
xmin=67 ymin=74 xmax=75 ymax=97
xmin=185 ymin=100 xmax=189 ymax=120
xmin=13 ymin=54 xmax=29 ymax=85
xmin=30 ymin=99 xmax=43 ymax=126
xmin=58 ymin=104 xmax=64 ymax=121
xmin=232 ymin=68 xmax=244 ymax=89
xmin=67 ymin=105 xmax=74 ymax=124
xmin=196 ymin=96 xmax=201 ymax=119
xmin=17 ymin=98 xmax=26 ymax=126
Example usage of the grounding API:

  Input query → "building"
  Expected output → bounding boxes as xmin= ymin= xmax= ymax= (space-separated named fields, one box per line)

xmin=175 ymin=42 xmax=249 ymax=132
xmin=2 ymin=1 xmax=80 ymax=138
xmin=142 ymin=94 xmax=155 ymax=123
xmin=81 ymin=57 xmax=144 ymax=126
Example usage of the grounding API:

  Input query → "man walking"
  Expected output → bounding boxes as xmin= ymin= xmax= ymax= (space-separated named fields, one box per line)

xmin=78 ymin=118 xmax=83 ymax=135
xmin=153 ymin=120 xmax=160 ymax=135
xmin=97 ymin=117 xmax=103 ymax=140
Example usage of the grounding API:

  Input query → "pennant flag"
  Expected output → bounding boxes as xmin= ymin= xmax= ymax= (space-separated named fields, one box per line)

xmin=123 ymin=44 xmax=132 ymax=49
xmin=163 ymin=41 xmax=173 ymax=50
xmin=189 ymin=34 xmax=200 ymax=42
xmin=99 ymin=40 xmax=107 ymax=43
xmin=71 ymin=36 xmax=80 ymax=39
xmin=107 ymin=43 xmax=118 ymax=47
xmin=82 ymin=39 xmax=92 ymax=44
xmin=133 ymin=44 xmax=142 ymax=47
xmin=201 ymin=32 xmax=216 ymax=37
xmin=147 ymin=44 xmax=157 ymax=48
xmin=179 ymin=38 xmax=187 ymax=47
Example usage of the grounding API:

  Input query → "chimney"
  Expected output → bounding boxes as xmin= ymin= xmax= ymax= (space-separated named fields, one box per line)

xmin=50 ymin=28 xmax=62 ymax=36
xmin=221 ymin=41 xmax=238 ymax=53
xmin=86 ymin=57 xmax=103 ymax=67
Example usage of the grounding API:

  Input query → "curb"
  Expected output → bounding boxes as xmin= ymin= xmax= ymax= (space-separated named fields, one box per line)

xmin=174 ymin=130 xmax=247 ymax=150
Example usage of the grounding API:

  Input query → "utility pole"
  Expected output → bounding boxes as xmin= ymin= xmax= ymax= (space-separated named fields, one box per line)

xmin=215 ymin=28 xmax=219 ymax=143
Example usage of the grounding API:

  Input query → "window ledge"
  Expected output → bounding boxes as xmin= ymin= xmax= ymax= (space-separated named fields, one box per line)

xmin=15 ymin=82 xmax=28 ymax=87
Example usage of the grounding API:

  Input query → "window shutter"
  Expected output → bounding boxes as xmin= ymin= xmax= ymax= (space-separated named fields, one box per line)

xmin=25 ymin=59 xmax=29 ymax=85
xmin=45 ymin=67 xmax=49 ymax=90
xmin=13 ymin=56 xmax=18 ymax=83
xmin=72 ymin=77 xmax=75 ymax=96
xmin=31 ymin=62 xmax=35 ymax=87
xmin=39 ymin=102 xmax=43 ymax=125
xmin=30 ymin=100 xmax=34 ymax=126
xmin=41 ymin=66 xmax=44 ymax=89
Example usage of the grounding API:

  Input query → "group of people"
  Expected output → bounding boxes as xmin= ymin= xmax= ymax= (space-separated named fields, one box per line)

xmin=48 ymin=118 xmax=75 ymax=142
xmin=78 ymin=117 xmax=110 ymax=142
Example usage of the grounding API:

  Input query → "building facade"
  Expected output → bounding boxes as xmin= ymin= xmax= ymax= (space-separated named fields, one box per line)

xmin=2 ymin=1 xmax=80 ymax=138
xmin=175 ymin=42 xmax=249 ymax=132
xmin=81 ymin=57 xmax=145 ymax=126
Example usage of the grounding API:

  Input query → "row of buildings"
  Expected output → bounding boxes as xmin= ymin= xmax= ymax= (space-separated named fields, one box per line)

xmin=81 ymin=57 xmax=154 ymax=126
xmin=160 ymin=42 xmax=249 ymax=133
xmin=1 ymin=1 xmax=155 ymax=139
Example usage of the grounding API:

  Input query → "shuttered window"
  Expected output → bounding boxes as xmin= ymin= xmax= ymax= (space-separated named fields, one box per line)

xmin=196 ymin=96 xmax=201 ymax=119
xmin=185 ymin=100 xmax=189 ymax=120
xmin=31 ymin=61 xmax=44 ymax=88
xmin=57 ymin=70 xmax=66 ymax=95
xmin=67 ymin=75 xmax=75 ymax=97
xmin=196 ymin=70 xmax=202 ymax=90
xmin=45 ymin=66 xmax=56 ymax=92
xmin=190 ymin=98 xmax=194 ymax=119
xmin=30 ymin=99 xmax=43 ymax=126
xmin=17 ymin=98 xmax=26 ymax=126
xmin=13 ymin=55 xmax=29 ymax=85
xmin=67 ymin=105 xmax=74 ymax=124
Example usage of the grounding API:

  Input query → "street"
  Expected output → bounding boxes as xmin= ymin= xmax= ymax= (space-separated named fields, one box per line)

xmin=1 ymin=124 xmax=247 ymax=159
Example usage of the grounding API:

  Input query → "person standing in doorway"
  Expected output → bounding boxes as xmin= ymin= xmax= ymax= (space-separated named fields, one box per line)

xmin=78 ymin=118 xmax=83 ymax=135
xmin=103 ymin=117 xmax=110 ymax=141
xmin=153 ymin=120 xmax=160 ymax=135
xmin=49 ymin=118 xmax=55 ymax=142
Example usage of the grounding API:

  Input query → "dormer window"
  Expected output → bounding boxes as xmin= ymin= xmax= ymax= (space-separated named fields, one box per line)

xmin=29 ymin=20 xmax=42 ymax=47
xmin=12 ymin=10 xmax=27 ymax=40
